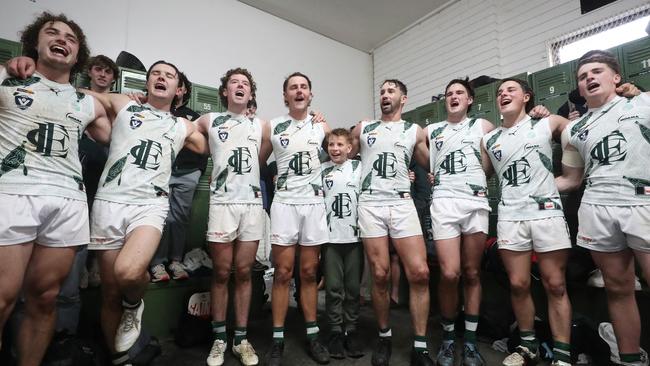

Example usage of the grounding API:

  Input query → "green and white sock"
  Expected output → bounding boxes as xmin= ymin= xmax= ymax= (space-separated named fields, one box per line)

xmin=272 ymin=326 xmax=285 ymax=343
xmin=441 ymin=316 xmax=456 ymax=341
xmin=379 ymin=327 xmax=392 ymax=338
xmin=414 ymin=335 xmax=428 ymax=352
xmin=520 ymin=330 xmax=538 ymax=353
xmin=211 ymin=320 xmax=227 ymax=343
xmin=553 ymin=340 xmax=571 ymax=363
xmin=306 ymin=321 xmax=319 ymax=340
xmin=234 ymin=327 xmax=247 ymax=346
xmin=464 ymin=314 xmax=479 ymax=344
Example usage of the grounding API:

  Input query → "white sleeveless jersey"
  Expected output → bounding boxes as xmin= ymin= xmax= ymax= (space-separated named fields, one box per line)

xmin=270 ymin=115 xmax=325 ymax=204
xmin=95 ymin=102 xmax=187 ymax=204
xmin=428 ymin=117 xmax=489 ymax=206
xmin=482 ymin=116 xmax=564 ymax=221
xmin=0 ymin=71 xmax=95 ymax=201
xmin=322 ymin=159 xmax=362 ymax=243
xmin=568 ymin=95 xmax=650 ymax=206
xmin=359 ymin=120 xmax=417 ymax=205
xmin=208 ymin=112 xmax=262 ymax=204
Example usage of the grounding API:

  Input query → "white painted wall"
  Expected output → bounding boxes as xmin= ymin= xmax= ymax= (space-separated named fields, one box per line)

xmin=373 ymin=0 xmax=650 ymax=115
xmin=1 ymin=0 xmax=373 ymax=129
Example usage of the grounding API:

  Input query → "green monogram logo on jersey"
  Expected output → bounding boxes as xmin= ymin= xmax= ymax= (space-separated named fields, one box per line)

xmin=26 ymin=122 xmax=70 ymax=157
xmin=227 ymin=147 xmax=253 ymax=175
xmin=502 ymin=158 xmax=531 ymax=187
xmin=332 ymin=193 xmax=353 ymax=219
xmin=590 ymin=130 xmax=627 ymax=166
xmin=130 ymin=139 xmax=163 ymax=170
xmin=288 ymin=151 xmax=312 ymax=175
xmin=439 ymin=150 xmax=467 ymax=175
xmin=372 ymin=152 xmax=397 ymax=178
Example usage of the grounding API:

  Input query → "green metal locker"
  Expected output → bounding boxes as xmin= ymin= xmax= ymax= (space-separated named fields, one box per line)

xmin=0 ymin=38 xmax=21 ymax=66
xmin=530 ymin=61 xmax=576 ymax=115
xmin=186 ymin=158 xmax=213 ymax=250
xmin=402 ymin=109 xmax=416 ymax=124
xmin=116 ymin=67 xmax=147 ymax=94
xmin=190 ymin=84 xmax=222 ymax=114
xmin=415 ymin=101 xmax=439 ymax=126
xmin=620 ymin=36 xmax=650 ymax=91
xmin=468 ymin=82 xmax=499 ymax=125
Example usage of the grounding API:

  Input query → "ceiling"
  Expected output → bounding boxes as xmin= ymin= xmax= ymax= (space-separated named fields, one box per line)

xmin=238 ymin=0 xmax=453 ymax=53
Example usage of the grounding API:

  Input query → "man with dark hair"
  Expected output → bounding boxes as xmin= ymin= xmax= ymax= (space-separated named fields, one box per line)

xmin=0 ymin=12 xmax=111 ymax=365
xmin=481 ymin=79 xmax=573 ymax=366
xmin=192 ymin=67 xmax=263 ymax=366
xmin=260 ymin=72 xmax=332 ymax=366
xmin=429 ymin=78 xmax=496 ymax=366
xmin=149 ymin=70 xmax=206 ymax=282
xmin=556 ymin=50 xmax=650 ymax=366
xmin=87 ymin=55 xmax=119 ymax=94
xmin=350 ymin=79 xmax=433 ymax=366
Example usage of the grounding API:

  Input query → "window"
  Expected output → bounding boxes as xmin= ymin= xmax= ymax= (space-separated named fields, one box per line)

xmin=549 ymin=4 xmax=650 ymax=65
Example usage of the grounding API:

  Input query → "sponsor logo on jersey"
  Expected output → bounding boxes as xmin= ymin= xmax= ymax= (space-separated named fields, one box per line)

xmin=66 ymin=113 xmax=83 ymax=125
xmin=590 ymin=130 xmax=627 ymax=166
xmin=26 ymin=122 xmax=70 ymax=157
xmin=308 ymin=139 xmax=320 ymax=146
xmin=618 ymin=114 xmax=639 ymax=123
xmin=227 ymin=147 xmax=252 ymax=174
xmin=14 ymin=93 xmax=34 ymax=110
xmin=502 ymin=157 xmax=531 ymax=187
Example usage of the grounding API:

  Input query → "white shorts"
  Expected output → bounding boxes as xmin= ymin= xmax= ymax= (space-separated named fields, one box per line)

xmin=430 ymin=198 xmax=489 ymax=240
xmin=497 ymin=216 xmax=571 ymax=253
xmin=358 ymin=201 xmax=422 ymax=239
xmin=89 ymin=199 xmax=168 ymax=250
xmin=207 ymin=203 xmax=265 ymax=243
xmin=0 ymin=193 xmax=89 ymax=247
xmin=576 ymin=203 xmax=650 ymax=253
xmin=270 ymin=202 xmax=328 ymax=246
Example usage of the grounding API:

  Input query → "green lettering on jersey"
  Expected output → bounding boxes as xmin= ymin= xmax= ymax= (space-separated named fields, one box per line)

xmin=590 ymin=130 xmax=627 ymax=166
xmin=332 ymin=193 xmax=352 ymax=218
xmin=227 ymin=147 xmax=253 ymax=175
xmin=288 ymin=151 xmax=312 ymax=176
xmin=439 ymin=150 xmax=467 ymax=175
xmin=372 ymin=152 xmax=397 ymax=179
xmin=502 ymin=157 xmax=531 ymax=187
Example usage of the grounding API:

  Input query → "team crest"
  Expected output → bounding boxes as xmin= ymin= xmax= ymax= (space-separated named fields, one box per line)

xmin=129 ymin=117 xmax=143 ymax=129
xmin=578 ymin=130 xmax=589 ymax=141
xmin=492 ymin=149 xmax=502 ymax=161
xmin=14 ymin=93 xmax=34 ymax=110
xmin=218 ymin=131 xmax=229 ymax=142
xmin=367 ymin=136 xmax=376 ymax=147
xmin=325 ymin=179 xmax=334 ymax=189
xmin=435 ymin=139 xmax=444 ymax=150
xmin=280 ymin=137 xmax=290 ymax=148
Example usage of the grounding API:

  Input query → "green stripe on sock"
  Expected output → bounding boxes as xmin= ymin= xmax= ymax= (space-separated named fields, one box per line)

xmin=306 ymin=321 xmax=319 ymax=340
xmin=211 ymin=320 xmax=227 ymax=342
xmin=519 ymin=330 xmax=538 ymax=352
xmin=620 ymin=353 xmax=642 ymax=363
xmin=553 ymin=341 xmax=571 ymax=362
xmin=464 ymin=314 xmax=479 ymax=343
xmin=273 ymin=327 xmax=285 ymax=343
xmin=234 ymin=327 xmax=247 ymax=346
xmin=414 ymin=335 xmax=428 ymax=351
xmin=441 ymin=317 xmax=456 ymax=341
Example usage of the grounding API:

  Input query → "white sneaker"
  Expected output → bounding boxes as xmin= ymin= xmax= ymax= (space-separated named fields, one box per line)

xmin=183 ymin=248 xmax=205 ymax=272
xmin=233 ymin=339 xmax=259 ymax=365
xmin=502 ymin=345 xmax=538 ymax=366
xmin=588 ymin=269 xmax=642 ymax=291
xmin=114 ymin=300 xmax=144 ymax=352
xmin=551 ymin=360 xmax=572 ymax=366
xmin=207 ymin=339 xmax=227 ymax=366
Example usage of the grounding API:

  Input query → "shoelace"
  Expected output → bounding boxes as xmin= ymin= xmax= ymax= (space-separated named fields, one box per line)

xmin=121 ymin=310 xmax=136 ymax=332
xmin=209 ymin=341 xmax=225 ymax=357
xmin=239 ymin=342 xmax=255 ymax=356
xmin=442 ymin=343 xmax=454 ymax=357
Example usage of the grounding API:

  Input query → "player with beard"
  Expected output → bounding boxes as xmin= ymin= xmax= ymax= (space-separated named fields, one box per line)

xmin=350 ymin=79 xmax=433 ymax=366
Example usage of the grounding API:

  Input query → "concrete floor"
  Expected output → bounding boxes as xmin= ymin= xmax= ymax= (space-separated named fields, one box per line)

xmin=152 ymin=291 xmax=549 ymax=366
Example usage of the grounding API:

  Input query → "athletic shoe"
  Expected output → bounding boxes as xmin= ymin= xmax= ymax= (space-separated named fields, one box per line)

xmin=328 ymin=332 xmax=345 ymax=359
xmin=206 ymin=339 xmax=227 ymax=366
xmin=264 ymin=341 xmax=284 ymax=366
xmin=372 ymin=337 xmax=392 ymax=366
xmin=463 ymin=344 xmax=486 ymax=366
xmin=168 ymin=261 xmax=189 ymax=280
xmin=308 ymin=339 xmax=330 ymax=364
xmin=232 ymin=339 xmax=259 ymax=365
xmin=436 ymin=340 xmax=455 ymax=366
xmin=150 ymin=264 xmax=170 ymax=283
xmin=344 ymin=330 xmax=364 ymax=358
xmin=502 ymin=345 xmax=539 ymax=366
xmin=114 ymin=300 xmax=144 ymax=352
xmin=411 ymin=348 xmax=435 ymax=366
xmin=550 ymin=360 xmax=571 ymax=366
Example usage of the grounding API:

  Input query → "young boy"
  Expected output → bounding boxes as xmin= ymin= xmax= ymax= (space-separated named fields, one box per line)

xmin=321 ymin=128 xmax=364 ymax=359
